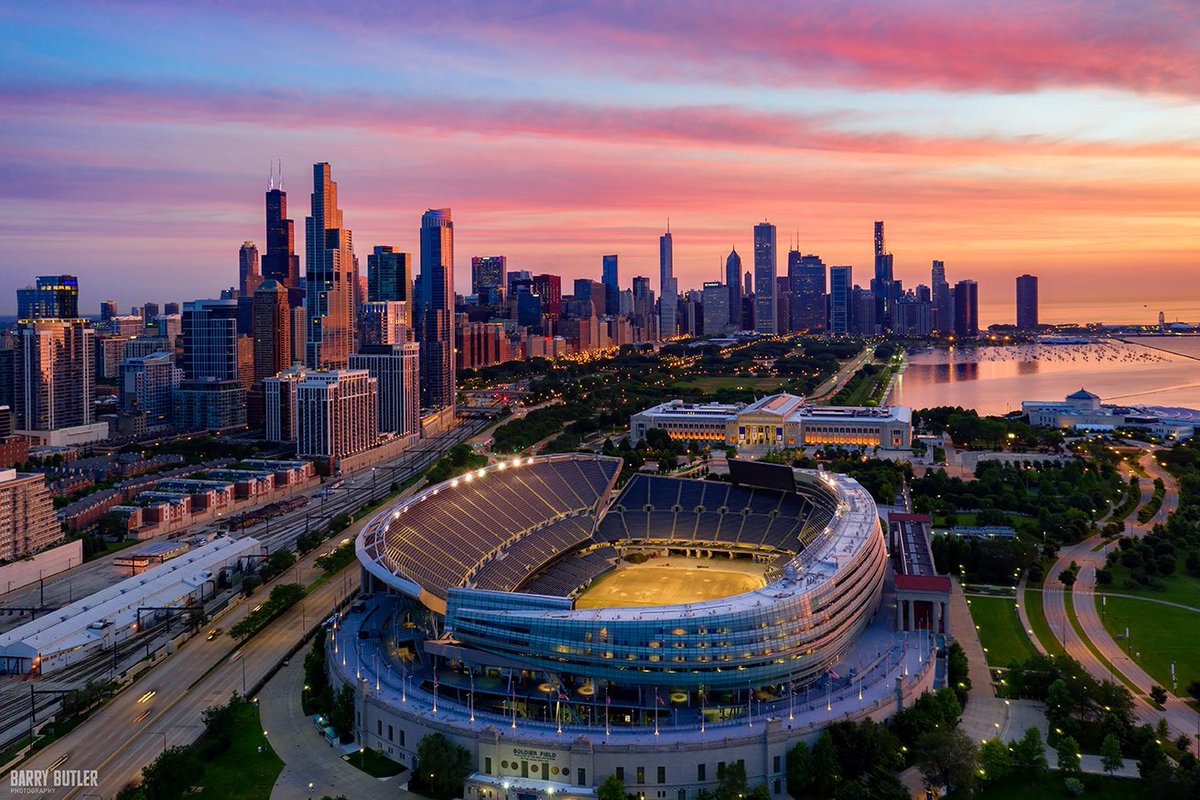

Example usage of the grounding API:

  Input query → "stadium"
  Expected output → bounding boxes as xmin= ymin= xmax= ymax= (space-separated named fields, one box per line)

xmin=338 ymin=454 xmax=938 ymax=800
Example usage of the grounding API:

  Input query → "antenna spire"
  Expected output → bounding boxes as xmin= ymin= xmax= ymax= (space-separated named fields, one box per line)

xmin=268 ymin=160 xmax=274 ymax=191
xmin=278 ymin=159 xmax=284 ymax=190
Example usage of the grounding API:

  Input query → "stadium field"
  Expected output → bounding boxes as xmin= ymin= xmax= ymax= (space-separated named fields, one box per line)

xmin=576 ymin=559 xmax=765 ymax=608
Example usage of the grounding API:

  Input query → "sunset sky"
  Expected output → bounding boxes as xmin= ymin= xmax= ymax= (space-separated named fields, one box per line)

xmin=2 ymin=1 xmax=1198 ymax=324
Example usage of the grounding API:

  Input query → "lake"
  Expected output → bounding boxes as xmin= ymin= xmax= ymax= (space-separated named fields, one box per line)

xmin=890 ymin=338 xmax=1200 ymax=415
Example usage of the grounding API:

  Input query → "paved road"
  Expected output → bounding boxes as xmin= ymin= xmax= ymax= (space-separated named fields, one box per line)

xmin=810 ymin=346 xmax=872 ymax=402
xmin=1041 ymin=449 xmax=1199 ymax=754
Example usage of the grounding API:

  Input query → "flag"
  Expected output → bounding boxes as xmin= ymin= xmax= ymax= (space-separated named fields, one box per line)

xmin=655 ymin=689 xmax=665 ymax=706
xmin=558 ymin=690 xmax=569 ymax=701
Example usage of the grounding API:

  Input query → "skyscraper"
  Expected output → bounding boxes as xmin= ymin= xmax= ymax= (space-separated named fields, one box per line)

xmin=17 ymin=275 xmax=79 ymax=320
xmin=305 ymin=162 xmax=357 ymax=370
xmin=0 ymin=470 xmax=60 ymax=562
xmin=417 ymin=208 xmax=455 ymax=411
xmin=791 ymin=253 xmax=827 ymax=332
xmin=349 ymin=343 xmax=420 ymax=437
xmin=871 ymin=221 xmax=895 ymax=330
xmin=239 ymin=241 xmax=262 ymax=296
xmin=263 ymin=167 xmax=300 ymax=292
xmin=601 ymin=255 xmax=619 ymax=316
xmin=531 ymin=274 xmax=562 ymax=319
xmin=828 ymin=266 xmax=853 ymax=335
xmin=632 ymin=276 xmax=656 ymax=340
xmin=931 ymin=260 xmax=951 ymax=333
xmin=753 ymin=222 xmax=777 ymax=334
xmin=119 ymin=351 xmax=182 ymax=430
xmin=368 ymin=247 xmax=413 ymax=315
xmin=659 ymin=229 xmax=676 ymax=339
xmin=702 ymin=281 xmax=729 ymax=336
xmin=953 ymin=279 xmax=979 ymax=337
xmin=99 ymin=300 xmax=118 ymax=323
xmin=470 ymin=256 xmax=507 ymax=301
xmin=253 ymin=279 xmax=292 ymax=382
xmin=358 ymin=301 xmax=412 ymax=349
xmin=1016 ymin=274 xmax=1039 ymax=331
xmin=296 ymin=369 xmax=378 ymax=461
xmin=14 ymin=319 xmax=94 ymax=434
xmin=725 ymin=248 xmax=742 ymax=329
xmin=181 ymin=298 xmax=239 ymax=381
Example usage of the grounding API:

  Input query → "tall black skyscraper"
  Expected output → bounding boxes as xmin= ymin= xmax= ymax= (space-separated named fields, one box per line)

xmin=368 ymin=246 xmax=412 ymax=305
xmin=417 ymin=208 xmax=454 ymax=411
xmin=871 ymin=221 xmax=895 ymax=329
xmin=829 ymin=266 xmax=852 ymax=335
xmin=931 ymin=260 xmax=951 ymax=333
xmin=601 ymin=255 xmax=619 ymax=316
xmin=953 ymin=279 xmax=979 ymax=337
xmin=263 ymin=163 xmax=301 ymax=296
xmin=1016 ymin=274 xmax=1038 ymax=331
xmin=790 ymin=253 xmax=827 ymax=332
xmin=753 ymin=222 xmax=777 ymax=334
xmin=305 ymin=162 xmax=356 ymax=370
xmin=725 ymin=248 xmax=742 ymax=329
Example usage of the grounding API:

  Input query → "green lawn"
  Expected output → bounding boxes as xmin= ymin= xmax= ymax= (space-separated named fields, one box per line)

xmin=1101 ymin=560 xmax=1200 ymax=608
xmin=1097 ymin=594 xmax=1200 ymax=696
xmin=1063 ymin=591 xmax=1141 ymax=696
xmin=960 ymin=771 xmax=1154 ymax=800
xmin=345 ymin=747 xmax=405 ymax=778
xmin=194 ymin=701 xmax=283 ymax=799
xmin=1022 ymin=587 xmax=1065 ymax=656
xmin=672 ymin=376 xmax=784 ymax=393
xmin=965 ymin=595 xmax=1038 ymax=667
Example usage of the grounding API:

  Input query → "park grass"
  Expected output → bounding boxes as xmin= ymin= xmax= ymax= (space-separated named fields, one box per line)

xmin=1100 ymin=560 xmax=1200 ymax=608
xmin=1022 ymin=587 xmax=1066 ymax=657
xmin=964 ymin=594 xmax=1038 ymax=667
xmin=1096 ymin=594 xmax=1200 ymax=697
xmin=961 ymin=771 xmax=1154 ymax=800
xmin=194 ymin=701 xmax=283 ymax=799
xmin=672 ymin=375 xmax=784 ymax=393
xmin=345 ymin=747 xmax=405 ymax=778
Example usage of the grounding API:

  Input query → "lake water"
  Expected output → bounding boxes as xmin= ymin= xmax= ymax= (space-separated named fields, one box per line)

xmin=890 ymin=337 xmax=1200 ymax=415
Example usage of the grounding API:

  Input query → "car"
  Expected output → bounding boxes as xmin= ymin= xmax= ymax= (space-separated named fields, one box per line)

xmin=252 ymin=604 xmax=263 ymax=613
xmin=207 ymin=628 xmax=222 ymax=641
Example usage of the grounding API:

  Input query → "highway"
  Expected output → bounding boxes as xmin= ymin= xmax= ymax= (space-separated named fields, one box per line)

xmin=0 ymin=415 xmax=492 ymax=793
xmin=809 ymin=346 xmax=873 ymax=402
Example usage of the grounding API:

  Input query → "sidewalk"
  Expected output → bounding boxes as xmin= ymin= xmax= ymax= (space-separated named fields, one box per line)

xmin=260 ymin=659 xmax=415 ymax=800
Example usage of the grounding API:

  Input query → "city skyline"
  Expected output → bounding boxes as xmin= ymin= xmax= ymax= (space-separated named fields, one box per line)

xmin=2 ymin=3 xmax=1198 ymax=325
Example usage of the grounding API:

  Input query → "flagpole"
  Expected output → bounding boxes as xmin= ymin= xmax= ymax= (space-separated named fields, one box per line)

xmin=654 ymin=687 xmax=659 ymax=736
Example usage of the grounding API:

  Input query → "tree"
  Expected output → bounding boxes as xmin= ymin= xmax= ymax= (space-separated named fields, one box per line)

xmin=811 ymin=732 xmax=841 ymax=797
xmin=140 ymin=745 xmax=203 ymax=800
xmin=330 ymin=684 xmax=355 ymax=742
xmin=947 ymin=642 xmax=972 ymax=705
xmin=1100 ymin=733 xmax=1123 ymax=776
xmin=714 ymin=761 xmax=748 ymax=800
xmin=413 ymin=733 xmax=472 ymax=800
xmin=917 ymin=729 xmax=978 ymax=798
xmin=786 ymin=740 xmax=811 ymax=797
xmin=1055 ymin=735 xmax=1082 ymax=778
xmin=597 ymin=774 xmax=625 ymax=800
xmin=1187 ymin=680 xmax=1200 ymax=704
xmin=1011 ymin=728 xmax=1049 ymax=782
xmin=1150 ymin=684 xmax=1168 ymax=705
xmin=1058 ymin=567 xmax=1077 ymax=588
xmin=1044 ymin=678 xmax=1074 ymax=731
xmin=978 ymin=738 xmax=1012 ymax=784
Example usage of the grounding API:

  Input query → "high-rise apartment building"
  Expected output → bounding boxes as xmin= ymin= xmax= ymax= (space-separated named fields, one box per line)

xmin=1016 ymin=274 xmax=1039 ymax=331
xmin=296 ymin=370 xmax=378 ymax=461
xmin=181 ymin=298 xmax=239 ymax=381
xmin=239 ymin=241 xmax=262 ymax=296
xmin=0 ymin=469 xmax=61 ymax=561
xmin=119 ymin=351 xmax=182 ymax=430
xmin=368 ymin=246 xmax=413 ymax=313
xmin=953 ymin=279 xmax=979 ymax=337
xmin=349 ymin=343 xmax=420 ymax=438
xmin=790 ymin=254 xmax=827 ymax=331
xmin=263 ymin=168 xmax=300 ymax=292
xmin=416 ymin=208 xmax=455 ymax=411
xmin=828 ymin=266 xmax=853 ymax=335
xmin=725 ymin=248 xmax=742 ymax=329
xmin=253 ymin=280 xmax=292 ymax=382
xmin=931 ymin=260 xmax=951 ymax=333
xmin=601 ymin=255 xmax=620 ymax=317
xmin=659 ymin=229 xmax=676 ymax=339
xmin=14 ymin=319 xmax=95 ymax=433
xmin=631 ymin=276 xmax=656 ymax=340
xmin=753 ymin=222 xmax=778 ymax=334
xmin=263 ymin=365 xmax=308 ymax=442
xmin=17 ymin=275 xmax=79 ymax=320
xmin=471 ymin=256 xmax=507 ymax=300
xmin=100 ymin=300 xmax=118 ymax=323
xmin=358 ymin=301 xmax=412 ymax=349
xmin=305 ymin=162 xmax=356 ymax=370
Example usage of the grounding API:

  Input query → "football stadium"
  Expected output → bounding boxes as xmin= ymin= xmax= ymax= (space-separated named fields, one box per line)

xmin=338 ymin=454 xmax=939 ymax=800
